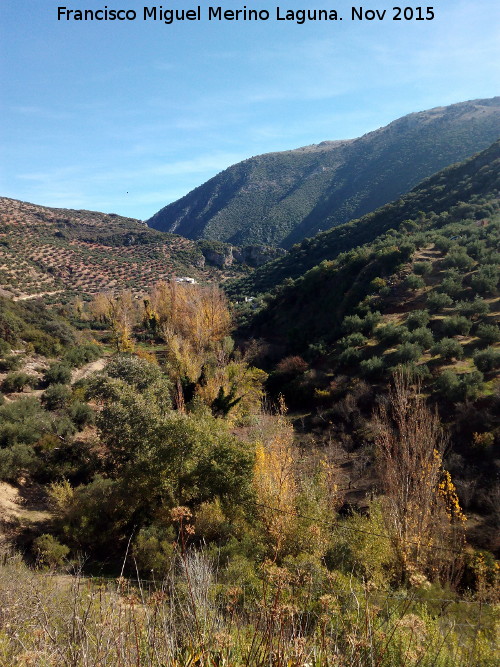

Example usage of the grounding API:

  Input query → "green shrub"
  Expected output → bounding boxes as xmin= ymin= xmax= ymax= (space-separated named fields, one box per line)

xmin=427 ymin=291 xmax=453 ymax=312
xmin=338 ymin=332 xmax=367 ymax=349
xmin=67 ymin=401 xmax=95 ymax=429
xmin=405 ymin=273 xmax=425 ymax=290
xmin=369 ymin=277 xmax=386 ymax=292
xmin=362 ymin=311 xmax=382 ymax=333
xmin=375 ymin=324 xmax=409 ymax=346
xmin=456 ymin=298 xmax=490 ymax=319
xmin=431 ymin=338 xmax=463 ymax=361
xmin=433 ymin=236 xmax=452 ymax=253
xmin=406 ymin=309 xmax=430 ymax=331
xmin=0 ymin=398 xmax=52 ymax=447
xmin=359 ymin=356 xmax=385 ymax=379
xmin=42 ymin=384 xmax=72 ymax=411
xmin=442 ymin=249 xmax=475 ymax=271
xmin=44 ymin=362 xmax=72 ymax=385
xmin=439 ymin=276 xmax=463 ymax=300
xmin=441 ymin=315 xmax=472 ymax=337
xmin=33 ymin=534 xmax=70 ymax=568
xmin=408 ymin=327 xmax=434 ymax=349
xmin=338 ymin=346 xmax=362 ymax=367
xmin=473 ymin=347 xmax=500 ymax=373
xmin=341 ymin=315 xmax=364 ymax=334
xmin=64 ymin=343 xmax=101 ymax=368
xmin=475 ymin=323 xmax=499 ymax=345
xmin=0 ymin=354 xmax=23 ymax=372
xmin=470 ymin=265 xmax=498 ymax=295
xmin=0 ymin=443 xmax=36 ymax=481
xmin=132 ymin=525 xmax=175 ymax=575
xmin=413 ymin=261 xmax=432 ymax=276
xmin=393 ymin=342 xmax=423 ymax=364
xmin=1 ymin=372 xmax=37 ymax=393
xmin=435 ymin=371 xmax=461 ymax=401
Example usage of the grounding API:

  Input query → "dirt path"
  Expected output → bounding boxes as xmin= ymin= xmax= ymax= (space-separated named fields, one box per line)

xmin=13 ymin=290 xmax=63 ymax=301
xmin=71 ymin=357 xmax=106 ymax=383
xmin=0 ymin=482 xmax=52 ymax=528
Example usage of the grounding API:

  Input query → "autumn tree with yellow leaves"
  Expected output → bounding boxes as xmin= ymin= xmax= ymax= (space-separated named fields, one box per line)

xmin=376 ymin=369 xmax=465 ymax=584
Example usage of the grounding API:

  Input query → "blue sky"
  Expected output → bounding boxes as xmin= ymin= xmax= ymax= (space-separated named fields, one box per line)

xmin=1 ymin=1 xmax=499 ymax=220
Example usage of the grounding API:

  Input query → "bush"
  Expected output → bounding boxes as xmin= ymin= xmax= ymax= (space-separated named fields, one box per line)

xmin=67 ymin=401 xmax=95 ymax=429
xmin=105 ymin=354 xmax=171 ymax=393
xmin=433 ymin=236 xmax=452 ymax=253
xmin=341 ymin=315 xmax=364 ymax=334
xmin=1 ymin=372 xmax=37 ymax=393
xmin=413 ymin=261 xmax=432 ymax=276
xmin=470 ymin=265 xmax=498 ymax=295
xmin=442 ymin=249 xmax=474 ymax=271
xmin=369 ymin=277 xmax=387 ymax=292
xmin=42 ymin=384 xmax=72 ymax=411
xmin=408 ymin=327 xmax=434 ymax=349
xmin=473 ymin=348 xmax=500 ymax=373
xmin=33 ymin=534 xmax=70 ymax=568
xmin=0 ymin=339 xmax=11 ymax=355
xmin=475 ymin=323 xmax=500 ymax=345
xmin=456 ymin=298 xmax=490 ymax=319
xmin=0 ymin=354 xmax=23 ymax=372
xmin=439 ymin=277 xmax=463 ymax=300
xmin=362 ymin=311 xmax=382 ymax=333
xmin=0 ymin=443 xmax=36 ymax=481
xmin=338 ymin=332 xmax=367 ymax=349
xmin=375 ymin=324 xmax=409 ymax=346
xmin=431 ymin=338 xmax=463 ymax=361
xmin=359 ymin=356 xmax=385 ymax=379
xmin=393 ymin=342 xmax=423 ymax=364
xmin=275 ymin=355 xmax=309 ymax=376
xmin=338 ymin=346 xmax=362 ymax=367
xmin=405 ymin=273 xmax=425 ymax=290
xmin=64 ymin=343 xmax=101 ymax=368
xmin=441 ymin=316 xmax=472 ymax=337
xmin=44 ymin=362 xmax=72 ymax=386
xmin=427 ymin=291 xmax=453 ymax=312
xmin=406 ymin=310 xmax=430 ymax=331
xmin=435 ymin=371 xmax=461 ymax=401
xmin=132 ymin=525 xmax=175 ymax=575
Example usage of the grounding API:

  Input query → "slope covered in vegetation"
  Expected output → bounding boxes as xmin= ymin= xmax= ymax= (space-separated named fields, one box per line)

xmin=228 ymin=138 xmax=500 ymax=298
xmin=0 ymin=263 xmax=498 ymax=666
xmin=148 ymin=97 xmax=500 ymax=248
xmin=0 ymin=198 xmax=252 ymax=300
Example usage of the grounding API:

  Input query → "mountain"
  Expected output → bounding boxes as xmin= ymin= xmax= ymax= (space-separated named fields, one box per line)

xmin=147 ymin=97 xmax=500 ymax=248
xmin=240 ymin=171 xmax=499 ymax=552
xmin=227 ymin=139 xmax=500 ymax=299
xmin=0 ymin=198 xmax=252 ymax=300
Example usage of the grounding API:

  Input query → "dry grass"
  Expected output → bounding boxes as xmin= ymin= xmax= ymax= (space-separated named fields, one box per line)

xmin=0 ymin=549 xmax=497 ymax=667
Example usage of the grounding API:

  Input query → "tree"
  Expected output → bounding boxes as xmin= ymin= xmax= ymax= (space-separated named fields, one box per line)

xmin=431 ymin=338 xmax=463 ymax=361
xmin=406 ymin=310 xmax=430 ymax=331
xmin=253 ymin=402 xmax=298 ymax=559
xmin=375 ymin=371 xmax=464 ymax=583
xmin=473 ymin=347 xmax=500 ymax=373
xmin=427 ymin=291 xmax=453 ymax=313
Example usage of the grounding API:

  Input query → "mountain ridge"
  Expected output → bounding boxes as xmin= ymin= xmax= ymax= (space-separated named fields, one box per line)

xmin=147 ymin=97 xmax=500 ymax=248
xmin=226 ymin=138 xmax=500 ymax=299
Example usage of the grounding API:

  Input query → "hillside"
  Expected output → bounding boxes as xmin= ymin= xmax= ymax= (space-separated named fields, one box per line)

xmin=147 ymin=97 xmax=500 ymax=248
xmin=228 ymin=139 xmax=500 ymax=299
xmin=236 ymin=178 xmax=499 ymax=552
xmin=0 ymin=198 xmax=255 ymax=300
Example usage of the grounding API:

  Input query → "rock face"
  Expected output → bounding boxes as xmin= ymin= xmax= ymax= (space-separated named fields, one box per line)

xmin=147 ymin=98 xmax=500 ymax=248
xmin=198 ymin=242 xmax=286 ymax=268
xmin=233 ymin=246 xmax=287 ymax=267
